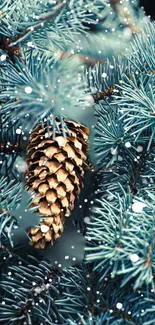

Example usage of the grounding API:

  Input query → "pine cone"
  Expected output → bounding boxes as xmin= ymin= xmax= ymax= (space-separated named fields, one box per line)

xmin=25 ymin=119 xmax=89 ymax=249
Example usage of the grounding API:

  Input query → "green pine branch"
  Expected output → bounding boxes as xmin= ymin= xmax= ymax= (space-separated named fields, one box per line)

xmin=85 ymin=21 xmax=155 ymax=290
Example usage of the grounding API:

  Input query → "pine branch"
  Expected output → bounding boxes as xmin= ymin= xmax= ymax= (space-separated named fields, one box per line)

xmin=0 ymin=3 xmax=154 ymax=325
xmin=98 ymin=304 xmax=138 ymax=325
xmin=56 ymin=262 xmax=154 ymax=324
xmin=86 ymin=57 xmax=131 ymax=105
xmin=0 ymin=52 xmax=90 ymax=128
xmin=0 ymin=256 xmax=63 ymax=324
xmin=0 ymin=117 xmax=28 ymax=180
xmin=0 ymin=178 xmax=22 ymax=245
xmin=9 ymin=0 xmax=71 ymax=47
xmin=85 ymin=22 xmax=155 ymax=290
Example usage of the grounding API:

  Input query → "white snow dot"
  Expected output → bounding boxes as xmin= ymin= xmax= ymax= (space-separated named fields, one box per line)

xmin=65 ymin=256 xmax=69 ymax=260
xmin=46 ymin=284 xmax=50 ymax=289
xmin=130 ymin=254 xmax=139 ymax=262
xmin=27 ymin=41 xmax=33 ymax=47
xmin=123 ymin=27 xmax=132 ymax=38
xmin=132 ymin=201 xmax=146 ymax=213
xmin=116 ymin=302 xmax=123 ymax=309
xmin=0 ymin=54 xmax=7 ymax=61
xmin=137 ymin=145 xmax=143 ymax=153
xmin=16 ymin=128 xmax=22 ymax=134
xmin=15 ymin=159 xmax=27 ymax=173
xmin=40 ymin=224 xmax=49 ymax=233
xmin=84 ymin=217 xmax=90 ymax=223
xmin=125 ymin=142 xmax=131 ymax=148
xmin=25 ymin=86 xmax=32 ymax=94
xmin=101 ymin=72 xmax=107 ymax=78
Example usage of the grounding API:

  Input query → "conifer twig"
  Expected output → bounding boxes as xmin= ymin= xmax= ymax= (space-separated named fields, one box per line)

xmin=9 ymin=0 xmax=70 ymax=47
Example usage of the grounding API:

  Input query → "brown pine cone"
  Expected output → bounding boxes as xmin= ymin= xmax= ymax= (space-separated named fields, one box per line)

xmin=25 ymin=119 xmax=89 ymax=249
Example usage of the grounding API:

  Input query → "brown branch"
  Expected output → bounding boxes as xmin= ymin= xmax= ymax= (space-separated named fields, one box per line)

xmin=86 ymin=264 xmax=98 ymax=316
xmin=38 ymin=0 xmax=69 ymax=21
xmin=130 ymin=151 xmax=147 ymax=196
xmin=9 ymin=0 xmax=70 ymax=47
xmin=59 ymin=50 xmax=105 ymax=66
xmin=0 ymin=143 xmax=20 ymax=153
xmin=0 ymin=38 xmax=20 ymax=63
xmin=99 ymin=303 xmax=138 ymax=325
xmin=0 ymin=243 xmax=9 ymax=251
xmin=130 ymin=142 xmax=155 ymax=196
xmin=110 ymin=0 xmax=140 ymax=34
xmin=145 ymin=244 xmax=152 ymax=266
xmin=93 ymin=87 xmax=115 ymax=103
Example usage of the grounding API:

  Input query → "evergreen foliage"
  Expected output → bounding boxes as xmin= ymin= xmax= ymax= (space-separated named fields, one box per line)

xmin=0 ymin=1 xmax=154 ymax=325
xmin=0 ymin=253 xmax=62 ymax=324
xmin=0 ymin=178 xmax=22 ymax=245
xmin=85 ymin=22 xmax=155 ymax=290
xmin=0 ymin=0 xmax=144 ymax=57
xmin=0 ymin=52 xmax=88 ymax=128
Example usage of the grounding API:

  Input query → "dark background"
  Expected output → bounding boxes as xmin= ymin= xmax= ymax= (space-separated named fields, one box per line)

xmin=140 ymin=0 xmax=155 ymax=19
